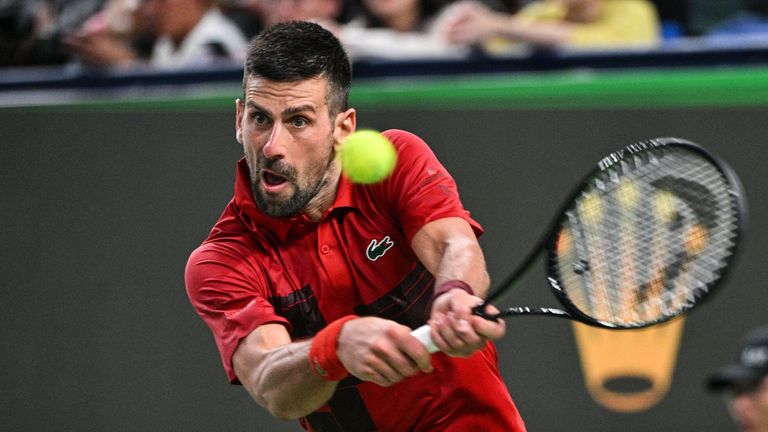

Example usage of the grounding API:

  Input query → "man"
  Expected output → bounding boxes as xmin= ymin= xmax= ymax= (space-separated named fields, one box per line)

xmin=65 ymin=0 xmax=247 ymax=70
xmin=140 ymin=0 xmax=247 ymax=68
xmin=707 ymin=326 xmax=768 ymax=432
xmin=185 ymin=21 xmax=526 ymax=431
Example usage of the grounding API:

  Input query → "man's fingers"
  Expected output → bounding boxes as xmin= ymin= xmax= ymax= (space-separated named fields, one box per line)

xmin=350 ymin=324 xmax=433 ymax=385
xmin=469 ymin=313 xmax=506 ymax=340
xmin=384 ymin=326 xmax=433 ymax=375
xmin=398 ymin=331 xmax=434 ymax=373
xmin=354 ymin=353 xmax=403 ymax=386
xmin=432 ymin=312 xmax=484 ymax=356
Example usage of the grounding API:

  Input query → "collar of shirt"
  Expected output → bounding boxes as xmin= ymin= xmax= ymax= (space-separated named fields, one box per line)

xmin=233 ymin=158 xmax=354 ymax=242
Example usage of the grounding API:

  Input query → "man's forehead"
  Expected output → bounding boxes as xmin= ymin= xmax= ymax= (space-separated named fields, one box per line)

xmin=245 ymin=76 xmax=329 ymax=104
xmin=245 ymin=75 xmax=329 ymax=92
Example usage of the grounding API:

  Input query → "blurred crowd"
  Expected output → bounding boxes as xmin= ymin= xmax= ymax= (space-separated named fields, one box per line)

xmin=1 ymin=0 xmax=767 ymax=70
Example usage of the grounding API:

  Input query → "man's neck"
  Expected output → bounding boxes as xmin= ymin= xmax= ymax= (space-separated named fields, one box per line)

xmin=302 ymin=164 xmax=342 ymax=221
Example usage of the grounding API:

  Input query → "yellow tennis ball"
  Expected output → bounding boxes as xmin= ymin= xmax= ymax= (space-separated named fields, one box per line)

xmin=339 ymin=130 xmax=397 ymax=184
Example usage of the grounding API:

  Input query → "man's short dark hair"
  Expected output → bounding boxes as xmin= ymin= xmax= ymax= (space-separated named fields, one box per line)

xmin=243 ymin=21 xmax=352 ymax=116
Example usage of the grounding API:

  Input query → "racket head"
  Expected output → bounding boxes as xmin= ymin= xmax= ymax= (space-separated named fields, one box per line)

xmin=546 ymin=138 xmax=747 ymax=329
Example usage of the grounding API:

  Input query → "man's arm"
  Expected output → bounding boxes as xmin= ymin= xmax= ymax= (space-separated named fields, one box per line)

xmin=232 ymin=319 xmax=433 ymax=420
xmin=232 ymin=324 xmax=334 ymax=420
xmin=411 ymin=216 xmax=506 ymax=356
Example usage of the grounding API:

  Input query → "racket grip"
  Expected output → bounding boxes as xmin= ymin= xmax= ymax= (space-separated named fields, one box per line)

xmin=410 ymin=324 xmax=439 ymax=353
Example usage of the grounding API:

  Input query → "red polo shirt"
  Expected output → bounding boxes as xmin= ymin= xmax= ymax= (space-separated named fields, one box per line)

xmin=186 ymin=129 xmax=525 ymax=431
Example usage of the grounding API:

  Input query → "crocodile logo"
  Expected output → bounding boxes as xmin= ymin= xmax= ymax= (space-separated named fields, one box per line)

xmin=366 ymin=236 xmax=394 ymax=261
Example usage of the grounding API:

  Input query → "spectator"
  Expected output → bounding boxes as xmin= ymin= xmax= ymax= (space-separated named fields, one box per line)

xmin=707 ymin=326 xmax=768 ymax=432
xmin=65 ymin=0 xmax=248 ymax=70
xmin=141 ymin=0 xmax=247 ymax=69
xmin=260 ymin=0 xmax=346 ymax=27
xmin=63 ymin=0 xmax=151 ymax=69
xmin=218 ymin=0 xmax=266 ymax=38
xmin=1 ymin=0 xmax=105 ymax=66
xmin=337 ymin=0 xmax=471 ymax=60
xmin=441 ymin=0 xmax=660 ymax=53
xmin=219 ymin=0 xmax=357 ymax=40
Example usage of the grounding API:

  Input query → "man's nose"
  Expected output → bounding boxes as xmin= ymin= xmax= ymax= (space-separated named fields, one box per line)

xmin=263 ymin=123 xmax=288 ymax=159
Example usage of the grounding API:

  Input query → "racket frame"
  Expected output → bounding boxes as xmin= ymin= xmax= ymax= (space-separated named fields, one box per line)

xmin=476 ymin=137 xmax=748 ymax=329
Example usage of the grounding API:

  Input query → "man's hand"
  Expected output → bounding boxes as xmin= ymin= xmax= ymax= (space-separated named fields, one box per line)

xmin=428 ymin=288 xmax=506 ymax=357
xmin=336 ymin=317 xmax=434 ymax=387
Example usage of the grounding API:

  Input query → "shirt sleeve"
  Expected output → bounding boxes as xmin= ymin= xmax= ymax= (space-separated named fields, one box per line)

xmin=185 ymin=240 xmax=289 ymax=383
xmin=379 ymin=129 xmax=483 ymax=242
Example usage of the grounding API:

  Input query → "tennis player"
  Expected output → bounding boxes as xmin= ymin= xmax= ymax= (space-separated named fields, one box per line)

xmin=185 ymin=21 xmax=525 ymax=431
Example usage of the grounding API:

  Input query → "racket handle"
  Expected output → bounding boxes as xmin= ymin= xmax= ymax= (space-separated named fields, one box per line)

xmin=410 ymin=324 xmax=439 ymax=353
xmin=472 ymin=302 xmax=502 ymax=321
xmin=411 ymin=304 xmax=500 ymax=353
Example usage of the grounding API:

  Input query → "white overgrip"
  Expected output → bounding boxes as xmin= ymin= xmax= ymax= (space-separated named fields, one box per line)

xmin=410 ymin=324 xmax=439 ymax=353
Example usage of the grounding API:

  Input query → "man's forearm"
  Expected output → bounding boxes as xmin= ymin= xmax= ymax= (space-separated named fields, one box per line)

xmin=410 ymin=218 xmax=491 ymax=298
xmin=434 ymin=237 xmax=490 ymax=297
xmin=235 ymin=340 xmax=338 ymax=420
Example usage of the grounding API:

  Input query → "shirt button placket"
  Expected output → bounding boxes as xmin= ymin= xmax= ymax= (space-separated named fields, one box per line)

xmin=317 ymin=223 xmax=355 ymax=307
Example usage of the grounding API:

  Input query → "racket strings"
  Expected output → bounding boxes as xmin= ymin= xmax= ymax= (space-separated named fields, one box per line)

xmin=553 ymin=148 xmax=740 ymax=327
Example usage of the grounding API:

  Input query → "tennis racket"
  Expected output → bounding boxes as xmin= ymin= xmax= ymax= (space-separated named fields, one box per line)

xmin=412 ymin=137 xmax=747 ymax=353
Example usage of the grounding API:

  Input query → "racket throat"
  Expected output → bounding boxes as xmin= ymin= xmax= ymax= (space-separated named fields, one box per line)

xmin=472 ymin=303 xmax=570 ymax=321
xmin=502 ymin=306 xmax=571 ymax=318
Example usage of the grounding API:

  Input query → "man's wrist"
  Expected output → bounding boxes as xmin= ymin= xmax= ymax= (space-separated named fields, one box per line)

xmin=308 ymin=315 xmax=358 ymax=381
xmin=425 ymin=280 xmax=475 ymax=315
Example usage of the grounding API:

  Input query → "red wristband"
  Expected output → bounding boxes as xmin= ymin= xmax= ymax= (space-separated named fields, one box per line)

xmin=425 ymin=280 xmax=475 ymax=315
xmin=309 ymin=315 xmax=358 ymax=381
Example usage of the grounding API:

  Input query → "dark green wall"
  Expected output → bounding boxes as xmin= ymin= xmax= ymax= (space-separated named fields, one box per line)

xmin=2 ymin=79 xmax=767 ymax=431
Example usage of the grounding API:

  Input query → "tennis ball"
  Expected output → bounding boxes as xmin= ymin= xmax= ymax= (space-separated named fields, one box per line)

xmin=338 ymin=130 xmax=397 ymax=184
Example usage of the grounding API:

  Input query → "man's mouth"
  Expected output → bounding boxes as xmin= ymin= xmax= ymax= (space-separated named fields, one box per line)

xmin=261 ymin=170 xmax=289 ymax=192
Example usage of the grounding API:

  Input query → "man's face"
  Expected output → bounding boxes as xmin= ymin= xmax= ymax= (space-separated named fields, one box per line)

xmin=236 ymin=76 xmax=352 ymax=218
xmin=728 ymin=376 xmax=768 ymax=432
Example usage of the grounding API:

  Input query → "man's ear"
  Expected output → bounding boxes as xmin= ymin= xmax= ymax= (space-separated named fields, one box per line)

xmin=235 ymin=98 xmax=244 ymax=144
xmin=334 ymin=108 xmax=357 ymax=145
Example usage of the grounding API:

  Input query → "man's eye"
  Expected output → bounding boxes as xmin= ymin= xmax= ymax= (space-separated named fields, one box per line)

xmin=291 ymin=117 xmax=308 ymax=128
xmin=254 ymin=113 xmax=269 ymax=125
